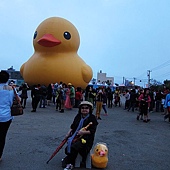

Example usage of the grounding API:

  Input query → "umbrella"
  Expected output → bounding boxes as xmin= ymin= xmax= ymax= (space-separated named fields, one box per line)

xmin=46 ymin=137 xmax=68 ymax=164
xmin=46 ymin=122 xmax=93 ymax=164
xmin=72 ymin=122 xmax=93 ymax=143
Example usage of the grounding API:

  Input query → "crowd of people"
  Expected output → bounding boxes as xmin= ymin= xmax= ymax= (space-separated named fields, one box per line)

xmin=29 ymin=82 xmax=76 ymax=113
xmin=17 ymin=83 xmax=113 ymax=120
xmin=1 ymin=69 xmax=170 ymax=169
xmin=17 ymin=82 xmax=170 ymax=123
xmin=123 ymin=86 xmax=170 ymax=122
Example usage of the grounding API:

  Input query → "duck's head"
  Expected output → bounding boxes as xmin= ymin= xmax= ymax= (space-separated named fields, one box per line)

xmin=33 ymin=17 xmax=80 ymax=53
xmin=94 ymin=143 xmax=108 ymax=157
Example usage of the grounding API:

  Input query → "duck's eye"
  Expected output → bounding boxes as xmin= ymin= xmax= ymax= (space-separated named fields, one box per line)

xmin=96 ymin=149 xmax=98 ymax=152
xmin=63 ymin=31 xmax=71 ymax=40
xmin=33 ymin=31 xmax=37 ymax=39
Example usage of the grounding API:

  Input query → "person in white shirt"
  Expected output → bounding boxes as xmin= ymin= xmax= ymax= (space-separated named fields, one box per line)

xmin=0 ymin=71 xmax=14 ymax=161
xmin=124 ymin=90 xmax=130 ymax=110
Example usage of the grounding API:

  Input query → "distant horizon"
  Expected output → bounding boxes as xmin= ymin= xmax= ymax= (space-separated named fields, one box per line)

xmin=3 ymin=65 xmax=167 ymax=87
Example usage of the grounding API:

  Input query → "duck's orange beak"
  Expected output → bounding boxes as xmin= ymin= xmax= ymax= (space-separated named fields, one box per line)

xmin=37 ymin=34 xmax=61 ymax=47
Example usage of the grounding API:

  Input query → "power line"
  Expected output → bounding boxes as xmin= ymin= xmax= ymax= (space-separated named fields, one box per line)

xmin=136 ymin=71 xmax=147 ymax=79
xmin=135 ymin=60 xmax=170 ymax=81
xmin=104 ymin=60 xmax=170 ymax=84
xmin=150 ymin=59 xmax=170 ymax=71
xmin=153 ymin=71 xmax=170 ymax=79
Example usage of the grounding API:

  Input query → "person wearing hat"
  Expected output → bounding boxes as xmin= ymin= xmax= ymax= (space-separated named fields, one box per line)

xmin=62 ymin=101 xmax=98 ymax=170
xmin=68 ymin=83 xmax=75 ymax=108
xmin=65 ymin=84 xmax=72 ymax=109
xmin=95 ymin=88 xmax=104 ymax=120
xmin=0 ymin=71 xmax=15 ymax=161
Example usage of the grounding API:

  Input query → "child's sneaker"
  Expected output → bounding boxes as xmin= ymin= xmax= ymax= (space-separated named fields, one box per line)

xmin=64 ymin=164 xmax=73 ymax=170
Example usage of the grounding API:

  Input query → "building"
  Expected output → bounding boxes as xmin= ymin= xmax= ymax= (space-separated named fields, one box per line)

xmin=2 ymin=66 xmax=24 ymax=86
xmin=97 ymin=70 xmax=114 ymax=85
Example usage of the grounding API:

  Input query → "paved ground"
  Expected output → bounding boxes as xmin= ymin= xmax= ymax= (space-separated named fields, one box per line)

xmin=0 ymin=95 xmax=170 ymax=170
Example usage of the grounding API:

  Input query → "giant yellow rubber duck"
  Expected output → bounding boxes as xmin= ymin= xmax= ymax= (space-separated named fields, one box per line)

xmin=20 ymin=17 xmax=93 ymax=88
xmin=91 ymin=143 xmax=108 ymax=169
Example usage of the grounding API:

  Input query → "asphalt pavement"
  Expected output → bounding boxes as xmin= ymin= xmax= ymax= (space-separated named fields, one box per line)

xmin=0 ymin=95 xmax=170 ymax=170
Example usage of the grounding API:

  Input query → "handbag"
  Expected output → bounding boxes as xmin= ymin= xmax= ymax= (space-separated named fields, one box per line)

xmin=11 ymin=86 xmax=24 ymax=116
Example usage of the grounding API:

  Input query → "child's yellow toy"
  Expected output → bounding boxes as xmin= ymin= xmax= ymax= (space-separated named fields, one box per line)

xmin=91 ymin=143 xmax=108 ymax=168
xmin=20 ymin=17 xmax=93 ymax=88
xmin=81 ymin=138 xmax=86 ymax=144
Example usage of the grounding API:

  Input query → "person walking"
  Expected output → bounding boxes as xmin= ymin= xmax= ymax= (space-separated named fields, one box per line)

xmin=46 ymin=83 xmax=53 ymax=106
xmin=19 ymin=83 xmax=29 ymax=108
xmin=148 ymin=88 xmax=155 ymax=113
xmin=138 ymin=88 xmax=151 ymax=122
xmin=59 ymin=86 xmax=66 ymax=113
xmin=124 ymin=90 xmax=130 ymax=110
xmin=0 ymin=71 xmax=15 ymax=161
xmin=86 ymin=86 xmax=95 ymax=105
xmin=102 ymin=88 xmax=108 ymax=116
xmin=39 ymin=85 xmax=47 ymax=108
xmin=68 ymin=83 xmax=75 ymax=108
xmin=128 ymin=89 xmax=137 ymax=112
xmin=107 ymin=87 xmax=113 ymax=108
xmin=74 ymin=87 xmax=83 ymax=108
xmin=52 ymin=83 xmax=58 ymax=105
xmin=56 ymin=86 xmax=65 ymax=112
xmin=31 ymin=84 xmax=41 ymax=112
xmin=62 ymin=101 xmax=98 ymax=170
xmin=155 ymin=90 xmax=163 ymax=112
xmin=95 ymin=88 xmax=104 ymax=120
xmin=114 ymin=87 xmax=121 ymax=107
xmin=163 ymin=88 xmax=170 ymax=121
xmin=65 ymin=85 xmax=72 ymax=109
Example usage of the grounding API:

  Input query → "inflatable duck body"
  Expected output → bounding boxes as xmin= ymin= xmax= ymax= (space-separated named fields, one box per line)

xmin=91 ymin=143 xmax=108 ymax=169
xmin=20 ymin=17 xmax=93 ymax=88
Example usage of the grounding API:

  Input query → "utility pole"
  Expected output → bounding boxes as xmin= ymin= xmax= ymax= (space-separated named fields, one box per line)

xmin=147 ymin=70 xmax=151 ymax=88
xmin=133 ymin=77 xmax=136 ymax=86
xmin=123 ymin=77 xmax=125 ymax=84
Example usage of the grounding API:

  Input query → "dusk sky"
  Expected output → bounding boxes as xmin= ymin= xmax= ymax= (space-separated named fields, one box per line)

xmin=0 ymin=0 xmax=170 ymax=86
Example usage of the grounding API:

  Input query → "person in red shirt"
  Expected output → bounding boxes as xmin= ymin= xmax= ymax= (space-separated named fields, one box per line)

xmin=138 ymin=88 xmax=151 ymax=123
xmin=74 ymin=87 xmax=82 ymax=108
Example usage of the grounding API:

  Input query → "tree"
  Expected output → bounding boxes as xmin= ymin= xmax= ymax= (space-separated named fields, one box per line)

xmin=150 ymin=79 xmax=162 ymax=86
xmin=149 ymin=79 xmax=170 ymax=91
xmin=164 ymin=79 xmax=170 ymax=89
